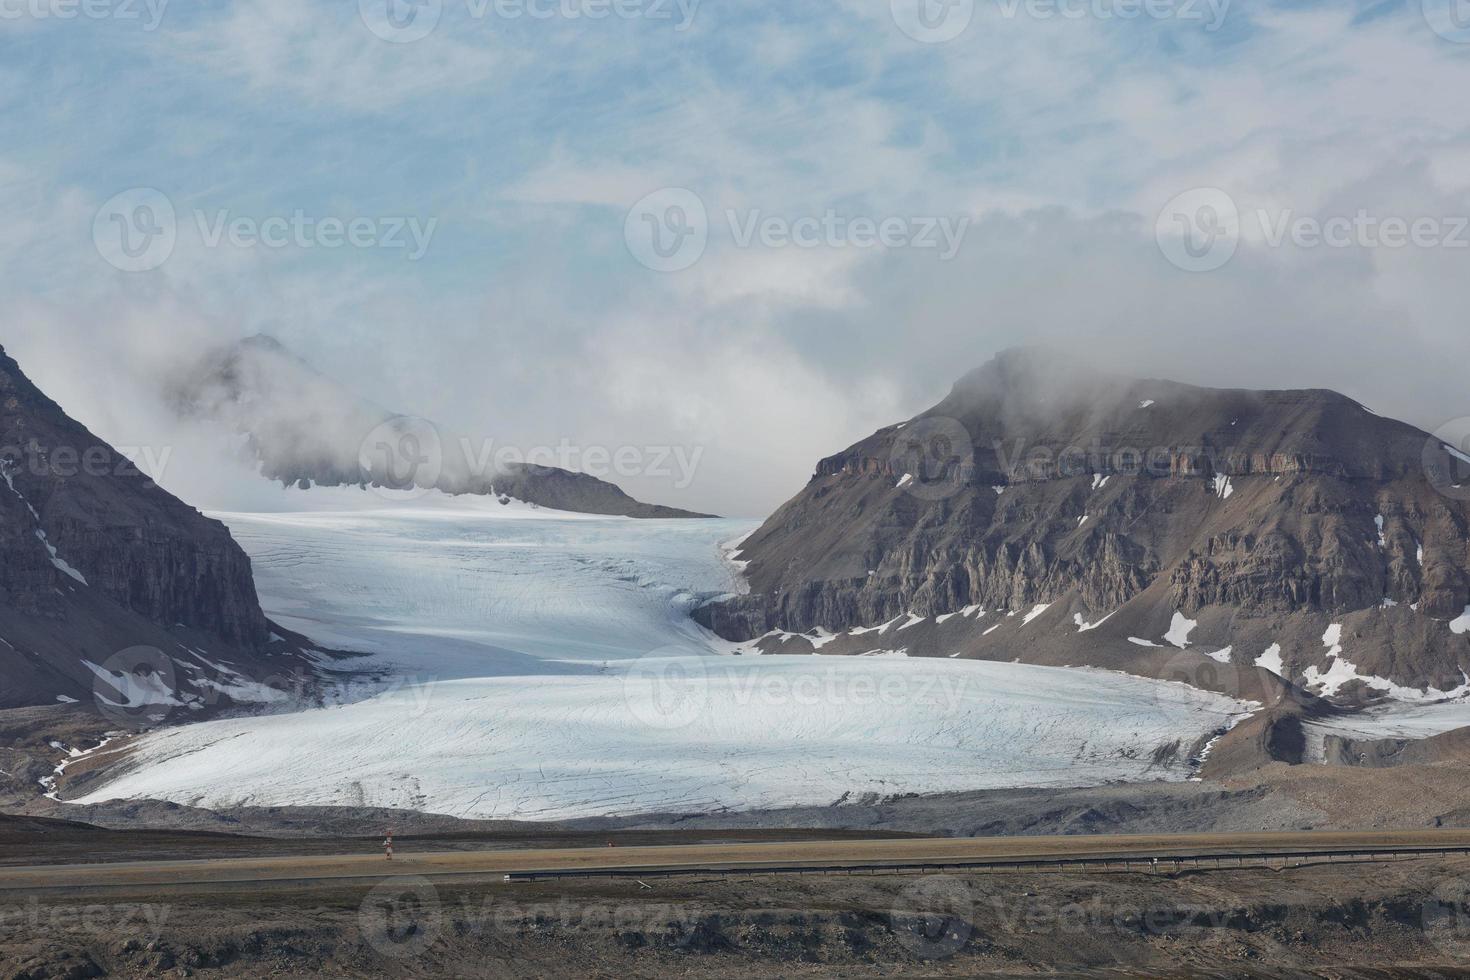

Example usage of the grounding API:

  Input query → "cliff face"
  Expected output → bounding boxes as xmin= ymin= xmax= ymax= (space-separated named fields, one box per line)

xmin=0 ymin=344 xmax=323 ymax=711
xmin=697 ymin=349 xmax=1470 ymax=699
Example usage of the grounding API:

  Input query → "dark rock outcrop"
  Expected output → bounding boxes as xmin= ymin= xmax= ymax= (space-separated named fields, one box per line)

xmin=0 ymin=344 xmax=327 ymax=710
xmin=696 ymin=348 xmax=1470 ymax=697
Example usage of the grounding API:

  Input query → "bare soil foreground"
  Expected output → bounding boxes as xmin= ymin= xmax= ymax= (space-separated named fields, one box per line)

xmin=8 ymin=825 xmax=1470 ymax=978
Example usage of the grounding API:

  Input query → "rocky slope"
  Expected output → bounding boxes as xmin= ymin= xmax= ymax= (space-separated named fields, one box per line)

xmin=0 ymin=344 xmax=331 ymax=712
xmin=696 ymin=349 xmax=1470 ymax=708
xmin=168 ymin=335 xmax=711 ymax=518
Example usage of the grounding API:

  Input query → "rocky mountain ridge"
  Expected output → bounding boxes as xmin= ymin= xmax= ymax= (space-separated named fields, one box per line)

xmin=0 ymin=343 xmax=334 ymax=712
xmin=696 ymin=349 xmax=1470 ymax=713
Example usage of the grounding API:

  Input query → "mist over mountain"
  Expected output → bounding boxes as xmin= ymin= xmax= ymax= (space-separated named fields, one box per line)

xmin=698 ymin=348 xmax=1470 ymax=707
xmin=0 ymin=343 xmax=330 ymax=711
xmin=164 ymin=334 xmax=712 ymax=518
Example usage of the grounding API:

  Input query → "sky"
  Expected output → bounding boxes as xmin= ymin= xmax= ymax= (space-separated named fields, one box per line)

xmin=2 ymin=0 xmax=1469 ymax=517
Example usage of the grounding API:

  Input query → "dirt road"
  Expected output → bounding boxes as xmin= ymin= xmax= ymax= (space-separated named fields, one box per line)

xmin=8 ymin=829 xmax=1470 ymax=895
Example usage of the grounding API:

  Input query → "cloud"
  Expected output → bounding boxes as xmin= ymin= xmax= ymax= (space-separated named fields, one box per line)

xmin=166 ymin=0 xmax=501 ymax=112
xmin=4 ymin=0 xmax=1470 ymax=518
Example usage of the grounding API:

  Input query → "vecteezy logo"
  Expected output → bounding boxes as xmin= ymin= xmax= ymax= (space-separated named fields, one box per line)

xmin=890 ymin=0 xmax=974 ymax=42
xmin=359 ymin=0 xmax=442 ymax=42
xmin=359 ymin=877 xmax=443 ymax=959
xmin=889 ymin=416 xmax=975 ymax=501
xmin=358 ymin=416 xmax=444 ymax=500
xmin=1155 ymin=187 xmax=1240 ymax=273
xmin=1423 ymin=0 xmax=1470 ymax=43
xmin=891 ymin=876 xmax=974 ymax=959
xmin=621 ymin=647 xmax=711 ymax=730
xmin=1149 ymin=650 xmax=1271 ymax=719
xmin=93 ymin=188 xmax=177 ymax=272
xmin=91 ymin=645 xmax=181 ymax=728
xmin=624 ymin=188 xmax=708 ymax=272
xmin=1422 ymin=418 xmax=1470 ymax=502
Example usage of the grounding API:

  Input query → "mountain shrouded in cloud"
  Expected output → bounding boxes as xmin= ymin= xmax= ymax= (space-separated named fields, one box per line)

xmin=0 ymin=343 xmax=332 ymax=711
xmin=166 ymin=334 xmax=712 ymax=518
xmin=698 ymin=348 xmax=1470 ymax=710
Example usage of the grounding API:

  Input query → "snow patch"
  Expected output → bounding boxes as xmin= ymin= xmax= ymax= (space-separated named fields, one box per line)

xmin=184 ymin=650 xmax=289 ymax=704
xmin=1299 ymin=623 xmax=1468 ymax=701
xmin=851 ymin=616 xmax=904 ymax=637
xmin=1255 ymin=644 xmax=1284 ymax=676
xmin=35 ymin=531 xmax=88 ymax=585
xmin=1074 ymin=611 xmax=1115 ymax=632
xmin=806 ymin=628 xmax=839 ymax=650
xmin=1213 ymin=475 xmax=1234 ymax=500
xmin=3 ymin=463 xmax=88 ymax=585
xmin=1022 ymin=603 xmax=1052 ymax=626
xmin=82 ymin=659 xmax=187 ymax=710
xmin=1164 ymin=612 xmax=1198 ymax=649
xmin=940 ymin=605 xmax=985 ymax=624
xmin=1451 ymin=607 xmax=1470 ymax=635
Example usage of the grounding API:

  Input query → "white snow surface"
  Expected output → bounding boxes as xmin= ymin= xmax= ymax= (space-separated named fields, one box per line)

xmin=4 ymin=463 xmax=89 ymax=584
xmin=1451 ymin=606 xmax=1470 ymax=636
xmin=1164 ymin=612 xmax=1198 ymax=648
xmin=1305 ymin=698 xmax=1470 ymax=762
xmin=1301 ymin=623 xmax=1470 ymax=702
xmin=212 ymin=493 xmax=749 ymax=671
xmin=1308 ymin=701 xmax=1470 ymax=745
xmin=72 ymin=492 xmax=1257 ymax=820
xmin=77 ymin=655 xmax=1253 ymax=820
xmin=1074 ymin=611 xmax=1115 ymax=633
xmin=1255 ymin=644 xmax=1284 ymax=676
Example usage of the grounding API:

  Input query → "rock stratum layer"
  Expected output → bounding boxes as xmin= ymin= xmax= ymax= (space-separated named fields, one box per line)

xmin=0 ymin=344 xmax=327 ymax=711
xmin=697 ymin=349 xmax=1470 ymax=709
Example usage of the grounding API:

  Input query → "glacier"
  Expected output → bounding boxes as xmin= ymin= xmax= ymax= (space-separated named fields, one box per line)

xmin=73 ymin=489 xmax=1258 ymax=821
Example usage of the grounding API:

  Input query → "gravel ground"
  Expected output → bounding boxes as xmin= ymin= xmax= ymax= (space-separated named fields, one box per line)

xmin=7 ymin=853 xmax=1470 ymax=977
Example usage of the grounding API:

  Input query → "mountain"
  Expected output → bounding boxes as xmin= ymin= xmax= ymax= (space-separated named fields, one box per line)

xmin=166 ymin=335 xmax=712 ymax=519
xmin=695 ymin=348 xmax=1470 ymax=711
xmin=0 ymin=344 xmax=330 ymax=713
